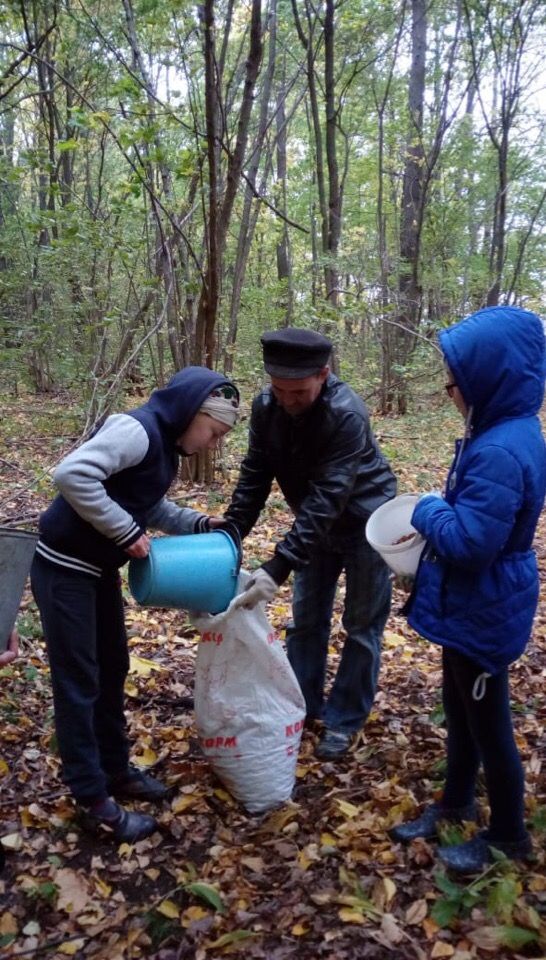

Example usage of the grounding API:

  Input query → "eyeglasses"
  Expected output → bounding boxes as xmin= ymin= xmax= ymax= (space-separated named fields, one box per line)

xmin=444 ymin=382 xmax=457 ymax=397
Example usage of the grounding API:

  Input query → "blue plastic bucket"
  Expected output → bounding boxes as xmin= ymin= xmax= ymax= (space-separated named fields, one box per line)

xmin=128 ymin=530 xmax=241 ymax=614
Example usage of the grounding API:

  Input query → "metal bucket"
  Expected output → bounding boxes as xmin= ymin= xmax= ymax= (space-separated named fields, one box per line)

xmin=0 ymin=527 xmax=38 ymax=652
xmin=128 ymin=530 xmax=241 ymax=615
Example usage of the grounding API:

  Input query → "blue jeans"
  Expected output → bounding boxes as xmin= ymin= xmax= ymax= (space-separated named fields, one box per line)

xmin=31 ymin=554 xmax=130 ymax=804
xmin=442 ymin=648 xmax=527 ymax=841
xmin=286 ymin=532 xmax=391 ymax=734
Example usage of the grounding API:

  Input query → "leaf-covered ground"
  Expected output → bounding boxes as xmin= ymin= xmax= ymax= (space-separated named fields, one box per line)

xmin=0 ymin=394 xmax=545 ymax=960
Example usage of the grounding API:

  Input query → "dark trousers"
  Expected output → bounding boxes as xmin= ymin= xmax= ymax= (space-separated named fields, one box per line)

xmin=286 ymin=533 xmax=391 ymax=734
xmin=441 ymin=648 xmax=527 ymax=842
xmin=31 ymin=554 xmax=130 ymax=804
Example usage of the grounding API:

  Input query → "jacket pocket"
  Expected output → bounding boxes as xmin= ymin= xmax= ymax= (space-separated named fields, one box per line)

xmin=445 ymin=551 xmax=536 ymax=616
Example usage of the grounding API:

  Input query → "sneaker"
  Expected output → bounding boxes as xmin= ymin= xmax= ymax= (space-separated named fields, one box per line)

xmin=108 ymin=765 xmax=169 ymax=802
xmin=315 ymin=728 xmax=351 ymax=760
xmin=438 ymin=830 xmax=533 ymax=874
xmin=78 ymin=799 xmax=158 ymax=843
xmin=390 ymin=801 xmax=477 ymax=843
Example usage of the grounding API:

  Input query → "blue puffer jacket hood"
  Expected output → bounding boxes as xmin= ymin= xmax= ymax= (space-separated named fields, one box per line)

xmin=137 ymin=366 xmax=239 ymax=439
xmin=439 ymin=306 xmax=545 ymax=432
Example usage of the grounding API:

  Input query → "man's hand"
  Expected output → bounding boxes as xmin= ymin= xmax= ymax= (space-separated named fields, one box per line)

xmin=233 ymin=569 xmax=279 ymax=610
xmin=0 ymin=629 xmax=19 ymax=666
xmin=125 ymin=533 xmax=151 ymax=558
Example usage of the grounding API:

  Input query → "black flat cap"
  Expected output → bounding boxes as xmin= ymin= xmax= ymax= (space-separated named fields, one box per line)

xmin=261 ymin=327 xmax=332 ymax=379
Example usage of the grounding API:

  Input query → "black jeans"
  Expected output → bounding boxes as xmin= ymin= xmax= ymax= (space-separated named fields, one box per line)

xmin=441 ymin=647 xmax=526 ymax=842
xmin=31 ymin=554 xmax=130 ymax=804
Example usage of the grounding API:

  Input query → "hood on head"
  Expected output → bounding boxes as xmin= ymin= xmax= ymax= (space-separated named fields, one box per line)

xmin=138 ymin=366 xmax=239 ymax=438
xmin=439 ymin=306 xmax=545 ymax=431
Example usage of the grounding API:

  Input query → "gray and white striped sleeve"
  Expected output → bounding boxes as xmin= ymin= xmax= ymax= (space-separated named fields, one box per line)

xmin=53 ymin=414 xmax=150 ymax=547
xmin=145 ymin=497 xmax=210 ymax=534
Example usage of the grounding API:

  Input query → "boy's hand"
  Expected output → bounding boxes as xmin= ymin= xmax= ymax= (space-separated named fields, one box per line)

xmin=207 ymin=517 xmax=226 ymax=530
xmin=125 ymin=534 xmax=150 ymax=558
xmin=0 ymin=629 xmax=19 ymax=666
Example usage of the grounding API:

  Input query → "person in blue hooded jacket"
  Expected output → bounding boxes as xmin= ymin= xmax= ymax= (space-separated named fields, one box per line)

xmin=31 ymin=368 xmax=239 ymax=844
xmin=390 ymin=306 xmax=546 ymax=873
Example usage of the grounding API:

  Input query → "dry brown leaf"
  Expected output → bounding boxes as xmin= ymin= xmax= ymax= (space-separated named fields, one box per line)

xmin=405 ymin=898 xmax=428 ymax=925
xmin=55 ymin=868 xmax=90 ymax=914
xmin=430 ymin=941 xmax=455 ymax=958
xmin=0 ymin=911 xmax=18 ymax=935
xmin=379 ymin=912 xmax=404 ymax=945
xmin=372 ymin=876 xmax=397 ymax=910
xmin=0 ymin=832 xmax=23 ymax=851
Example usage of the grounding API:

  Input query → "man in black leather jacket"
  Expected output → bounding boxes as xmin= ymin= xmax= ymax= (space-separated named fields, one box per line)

xmin=226 ymin=328 xmax=396 ymax=758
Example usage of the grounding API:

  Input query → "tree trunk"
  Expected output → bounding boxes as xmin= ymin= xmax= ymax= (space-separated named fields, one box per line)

xmin=194 ymin=0 xmax=263 ymax=368
xmin=275 ymin=47 xmax=293 ymax=323
xmin=392 ymin=0 xmax=427 ymax=414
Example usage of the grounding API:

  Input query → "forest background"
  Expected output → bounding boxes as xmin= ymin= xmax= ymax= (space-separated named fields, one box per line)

xmin=1 ymin=0 xmax=545 ymax=426
xmin=1 ymin=1 xmax=546 ymax=958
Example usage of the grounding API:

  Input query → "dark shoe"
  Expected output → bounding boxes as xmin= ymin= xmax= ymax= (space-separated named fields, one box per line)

xmin=109 ymin=765 xmax=168 ymax=802
xmin=79 ymin=801 xmax=158 ymax=843
xmin=389 ymin=802 xmax=477 ymax=843
xmin=438 ymin=830 xmax=533 ymax=874
xmin=315 ymin=728 xmax=351 ymax=760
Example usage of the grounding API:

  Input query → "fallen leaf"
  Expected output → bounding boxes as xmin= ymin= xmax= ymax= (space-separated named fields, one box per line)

xmin=372 ymin=876 xmax=397 ymax=909
xmin=338 ymin=908 xmax=366 ymax=924
xmin=185 ymin=882 xmax=224 ymax=913
xmin=380 ymin=913 xmax=404 ymax=945
xmin=181 ymin=905 xmax=209 ymax=927
xmin=430 ymin=942 xmax=455 ymax=958
xmin=240 ymin=856 xmax=265 ymax=873
xmin=172 ymin=792 xmax=203 ymax=813
xmin=257 ymin=804 xmax=299 ymax=834
xmin=157 ymin=899 xmax=180 ymax=920
xmin=129 ymin=654 xmax=165 ymax=676
xmin=55 ymin=868 xmax=90 ymax=914
xmin=93 ymin=878 xmax=112 ymax=898
xmin=0 ymin=912 xmax=18 ymax=935
xmin=405 ymin=898 xmax=428 ymax=925
xmin=58 ymin=940 xmax=87 ymax=955
xmin=335 ymin=799 xmax=361 ymax=819
xmin=0 ymin=833 xmax=23 ymax=851
xmin=206 ymin=930 xmax=257 ymax=949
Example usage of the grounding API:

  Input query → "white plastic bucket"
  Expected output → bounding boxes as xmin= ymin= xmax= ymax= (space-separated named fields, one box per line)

xmin=365 ymin=494 xmax=425 ymax=577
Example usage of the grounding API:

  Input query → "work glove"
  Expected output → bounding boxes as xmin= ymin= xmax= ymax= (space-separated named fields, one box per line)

xmin=232 ymin=569 xmax=279 ymax=610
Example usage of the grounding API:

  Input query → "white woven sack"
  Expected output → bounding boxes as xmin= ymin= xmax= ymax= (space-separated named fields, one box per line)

xmin=192 ymin=572 xmax=306 ymax=813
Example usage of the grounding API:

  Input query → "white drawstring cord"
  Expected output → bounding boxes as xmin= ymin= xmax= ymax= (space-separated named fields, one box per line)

xmin=472 ymin=671 xmax=491 ymax=701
